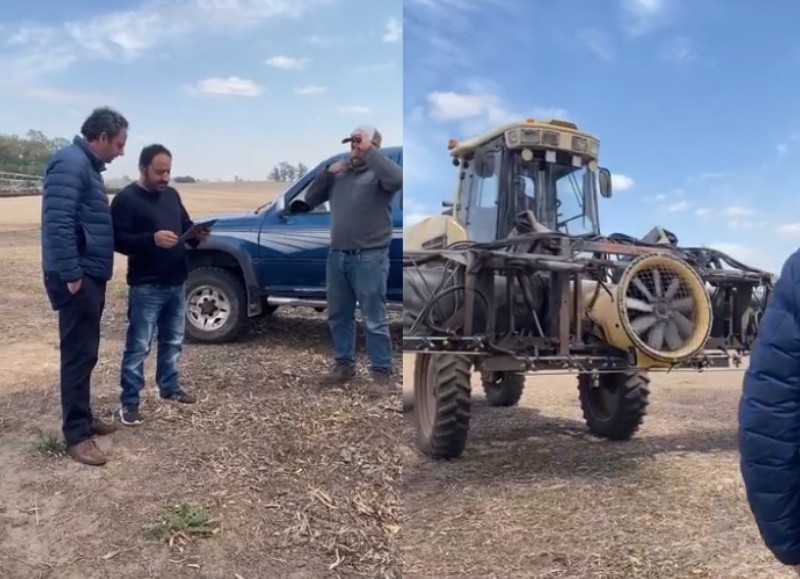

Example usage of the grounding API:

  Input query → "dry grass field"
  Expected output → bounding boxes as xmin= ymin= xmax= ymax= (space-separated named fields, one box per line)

xmin=0 ymin=180 xmax=279 ymax=231
xmin=0 ymin=181 xmax=403 ymax=578
xmin=401 ymin=355 xmax=798 ymax=578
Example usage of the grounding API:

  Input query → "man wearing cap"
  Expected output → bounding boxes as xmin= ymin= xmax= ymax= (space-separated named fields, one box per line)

xmin=304 ymin=125 xmax=402 ymax=392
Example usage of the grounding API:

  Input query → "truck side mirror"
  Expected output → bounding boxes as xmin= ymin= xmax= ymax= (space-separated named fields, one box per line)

xmin=275 ymin=194 xmax=287 ymax=216
xmin=598 ymin=167 xmax=612 ymax=198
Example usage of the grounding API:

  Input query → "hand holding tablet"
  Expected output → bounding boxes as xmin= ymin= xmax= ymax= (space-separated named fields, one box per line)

xmin=180 ymin=219 xmax=218 ymax=242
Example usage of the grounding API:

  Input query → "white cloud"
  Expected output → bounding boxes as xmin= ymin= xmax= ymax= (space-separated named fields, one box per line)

xmin=406 ymin=0 xmax=504 ymax=11
xmin=620 ymin=0 xmax=667 ymax=36
xmin=404 ymin=213 xmax=431 ymax=227
xmin=424 ymin=89 xmax=568 ymax=137
xmin=382 ymin=18 xmax=402 ymax=43
xmin=404 ymin=198 xmax=436 ymax=228
xmin=1 ymin=0 xmax=330 ymax=87
xmin=695 ymin=207 xmax=711 ymax=217
xmin=340 ymin=105 xmax=371 ymax=114
xmin=305 ymin=34 xmax=347 ymax=46
xmin=352 ymin=62 xmax=396 ymax=73
xmin=667 ymin=200 xmax=689 ymax=212
xmin=305 ymin=33 xmax=346 ymax=45
xmin=727 ymin=219 xmax=765 ymax=231
xmin=710 ymin=242 xmax=761 ymax=265
xmin=295 ymin=85 xmax=326 ymax=95
xmin=184 ymin=76 xmax=263 ymax=97
xmin=724 ymin=206 xmax=754 ymax=217
xmin=611 ymin=173 xmax=634 ymax=191
xmin=427 ymin=91 xmax=506 ymax=122
xmin=778 ymin=222 xmax=800 ymax=238
xmin=265 ymin=55 xmax=311 ymax=70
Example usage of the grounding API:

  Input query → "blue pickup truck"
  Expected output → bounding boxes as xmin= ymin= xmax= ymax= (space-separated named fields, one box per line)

xmin=183 ymin=145 xmax=403 ymax=343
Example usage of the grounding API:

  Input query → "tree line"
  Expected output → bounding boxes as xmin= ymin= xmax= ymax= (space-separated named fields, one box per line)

xmin=0 ymin=131 xmax=69 ymax=176
xmin=0 ymin=130 xmax=308 ymax=183
xmin=269 ymin=161 xmax=309 ymax=182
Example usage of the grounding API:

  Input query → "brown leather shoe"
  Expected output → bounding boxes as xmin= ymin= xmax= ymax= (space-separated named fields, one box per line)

xmin=91 ymin=418 xmax=118 ymax=436
xmin=67 ymin=438 xmax=107 ymax=466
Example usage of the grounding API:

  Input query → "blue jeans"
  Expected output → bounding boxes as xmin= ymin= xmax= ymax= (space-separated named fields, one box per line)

xmin=326 ymin=247 xmax=392 ymax=373
xmin=120 ymin=283 xmax=186 ymax=407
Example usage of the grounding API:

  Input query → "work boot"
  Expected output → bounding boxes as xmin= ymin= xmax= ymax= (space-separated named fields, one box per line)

xmin=67 ymin=438 xmax=107 ymax=466
xmin=365 ymin=369 xmax=395 ymax=397
xmin=320 ymin=363 xmax=356 ymax=385
xmin=162 ymin=389 xmax=197 ymax=404
xmin=91 ymin=418 xmax=118 ymax=436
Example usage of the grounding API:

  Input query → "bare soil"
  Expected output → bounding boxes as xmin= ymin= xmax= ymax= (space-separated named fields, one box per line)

xmin=400 ymin=355 xmax=798 ymax=578
xmin=0 ymin=185 xmax=402 ymax=579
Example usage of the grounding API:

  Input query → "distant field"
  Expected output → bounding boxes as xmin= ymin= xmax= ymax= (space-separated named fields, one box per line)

xmin=0 ymin=180 xmax=288 ymax=231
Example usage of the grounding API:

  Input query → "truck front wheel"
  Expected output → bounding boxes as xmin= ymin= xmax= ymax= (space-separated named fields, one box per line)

xmin=185 ymin=267 xmax=247 ymax=344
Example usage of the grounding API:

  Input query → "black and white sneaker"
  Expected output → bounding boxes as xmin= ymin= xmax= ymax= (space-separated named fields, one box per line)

xmin=119 ymin=405 xmax=143 ymax=426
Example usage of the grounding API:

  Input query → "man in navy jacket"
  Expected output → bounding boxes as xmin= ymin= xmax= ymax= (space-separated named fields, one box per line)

xmin=41 ymin=107 xmax=129 ymax=466
xmin=739 ymin=253 xmax=800 ymax=575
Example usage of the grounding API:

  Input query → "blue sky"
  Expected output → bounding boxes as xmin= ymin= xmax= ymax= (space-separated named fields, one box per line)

xmin=404 ymin=0 xmax=800 ymax=274
xmin=0 ymin=0 xmax=401 ymax=181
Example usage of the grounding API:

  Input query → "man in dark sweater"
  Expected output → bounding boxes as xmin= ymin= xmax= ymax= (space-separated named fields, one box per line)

xmin=110 ymin=144 xmax=208 ymax=426
xmin=304 ymin=125 xmax=403 ymax=391
xmin=41 ymin=107 xmax=129 ymax=466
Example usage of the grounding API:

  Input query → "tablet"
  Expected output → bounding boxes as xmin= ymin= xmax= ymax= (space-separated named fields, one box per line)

xmin=180 ymin=219 xmax=218 ymax=241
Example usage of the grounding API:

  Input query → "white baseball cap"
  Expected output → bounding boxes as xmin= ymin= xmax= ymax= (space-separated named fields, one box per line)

xmin=341 ymin=124 xmax=382 ymax=145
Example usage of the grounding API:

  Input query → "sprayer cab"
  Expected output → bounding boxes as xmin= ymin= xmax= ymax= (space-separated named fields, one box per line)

xmin=445 ymin=119 xmax=613 ymax=243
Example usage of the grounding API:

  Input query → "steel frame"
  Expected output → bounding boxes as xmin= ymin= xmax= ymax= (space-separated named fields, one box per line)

xmin=402 ymin=231 xmax=773 ymax=373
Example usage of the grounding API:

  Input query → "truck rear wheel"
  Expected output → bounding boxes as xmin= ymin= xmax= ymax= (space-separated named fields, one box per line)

xmin=185 ymin=267 xmax=247 ymax=344
xmin=414 ymin=353 xmax=472 ymax=459
xmin=577 ymin=371 xmax=650 ymax=441
xmin=482 ymin=371 xmax=524 ymax=407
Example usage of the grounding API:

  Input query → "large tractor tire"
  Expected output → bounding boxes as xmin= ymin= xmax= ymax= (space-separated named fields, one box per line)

xmin=481 ymin=371 xmax=525 ymax=407
xmin=577 ymin=371 xmax=650 ymax=441
xmin=413 ymin=353 xmax=472 ymax=459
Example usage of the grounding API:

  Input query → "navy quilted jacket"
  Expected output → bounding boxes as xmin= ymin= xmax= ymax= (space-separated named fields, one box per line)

xmin=40 ymin=136 xmax=114 ymax=283
xmin=739 ymin=251 xmax=800 ymax=565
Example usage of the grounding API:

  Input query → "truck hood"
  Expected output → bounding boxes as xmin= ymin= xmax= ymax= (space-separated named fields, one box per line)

xmin=200 ymin=211 xmax=262 ymax=230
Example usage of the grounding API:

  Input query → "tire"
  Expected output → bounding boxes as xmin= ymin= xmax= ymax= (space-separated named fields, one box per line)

xmin=184 ymin=266 xmax=247 ymax=344
xmin=482 ymin=372 xmax=524 ymax=407
xmin=414 ymin=353 xmax=472 ymax=459
xmin=577 ymin=371 xmax=650 ymax=441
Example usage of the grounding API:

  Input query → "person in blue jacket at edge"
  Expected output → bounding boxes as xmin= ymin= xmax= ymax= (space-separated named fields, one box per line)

xmin=739 ymin=251 xmax=800 ymax=576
